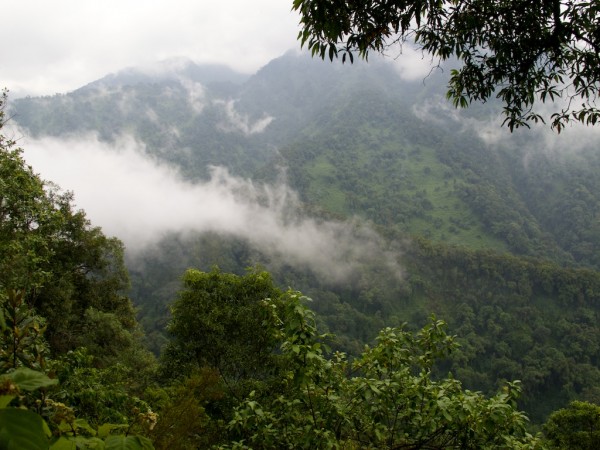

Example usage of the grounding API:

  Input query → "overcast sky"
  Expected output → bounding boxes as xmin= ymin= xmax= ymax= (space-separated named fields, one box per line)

xmin=2 ymin=0 xmax=301 ymax=97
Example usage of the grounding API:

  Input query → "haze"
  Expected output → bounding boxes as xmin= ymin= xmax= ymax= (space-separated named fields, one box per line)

xmin=20 ymin=131 xmax=402 ymax=283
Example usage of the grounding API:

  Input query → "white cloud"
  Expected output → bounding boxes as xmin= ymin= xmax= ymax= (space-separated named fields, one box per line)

xmin=180 ymin=78 xmax=206 ymax=113
xmin=2 ymin=2 xmax=446 ymax=99
xmin=19 ymin=131 xmax=402 ymax=283
xmin=1 ymin=1 xmax=301 ymax=97
xmin=215 ymin=100 xmax=274 ymax=135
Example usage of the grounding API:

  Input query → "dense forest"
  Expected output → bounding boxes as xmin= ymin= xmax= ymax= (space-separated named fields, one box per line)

xmin=3 ymin=52 xmax=600 ymax=448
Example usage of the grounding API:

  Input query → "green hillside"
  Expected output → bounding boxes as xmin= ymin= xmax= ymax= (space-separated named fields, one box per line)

xmin=274 ymin=87 xmax=509 ymax=252
xmin=11 ymin=52 xmax=600 ymax=423
xmin=14 ymin=52 xmax=599 ymax=266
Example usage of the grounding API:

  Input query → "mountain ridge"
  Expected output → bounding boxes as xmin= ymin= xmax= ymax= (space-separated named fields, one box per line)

xmin=11 ymin=51 xmax=600 ymax=268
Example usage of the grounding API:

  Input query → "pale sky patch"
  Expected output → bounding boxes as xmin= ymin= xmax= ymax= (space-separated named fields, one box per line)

xmin=388 ymin=44 xmax=437 ymax=81
xmin=2 ymin=1 xmax=301 ymax=97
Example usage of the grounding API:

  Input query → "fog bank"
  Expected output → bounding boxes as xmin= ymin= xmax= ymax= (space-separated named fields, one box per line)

xmin=20 ymin=132 xmax=402 ymax=282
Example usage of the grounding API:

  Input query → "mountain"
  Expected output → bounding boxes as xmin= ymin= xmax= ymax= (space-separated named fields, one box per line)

xmin=82 ymin=58 xmax=250 ymax=90
xmin=13 ymin=52 xmax=600 ymax=267
xmin=11 ymin=51 xmax=600 ymax=422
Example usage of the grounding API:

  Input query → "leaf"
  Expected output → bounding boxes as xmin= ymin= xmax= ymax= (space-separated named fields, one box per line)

xmin=104 ymin=435 xmax=154 ymax=450
xmin=49 ymin=437 xmax=78 ymax=450
xmin=0 ymin=395 xmax=15 ymax=408
xmin=73 ymin=418 xmax=97 ymax=436
xmin=3 ymin=367 xmax=58 ymax=391
xmin=97 ymin=423 xmax=128 ymax=439
xmin=51 ymin=436 xmax=105 ymax=450
xmin=0 ymin=408 xmax=50 ymax=450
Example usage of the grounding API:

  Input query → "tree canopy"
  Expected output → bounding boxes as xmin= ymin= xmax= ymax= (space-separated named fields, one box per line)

xmin=292 ymin=0 xmax=600 ymax=131
xmin=156 ymin=268 xmax=542 ymax=449
xmin=160 ymin=267 xmax=285 ymax=384
xmin=222 ymin=294 xmax=543 ymax=449
xmin=0 ymin=89 xmax=142 ymax=366
xmin=543 ymin=401 xmax=600 ymax=449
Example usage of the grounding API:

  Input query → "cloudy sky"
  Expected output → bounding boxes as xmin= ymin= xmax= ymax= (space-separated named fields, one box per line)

xmin=2 ymin=0 xmax=301 ymax=97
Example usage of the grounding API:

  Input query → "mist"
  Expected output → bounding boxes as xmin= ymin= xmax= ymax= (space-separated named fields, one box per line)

xmin=411 ymin=91 xmax=600 ymax=159
xmin=19 ymin=131 xmax=402 ymax=283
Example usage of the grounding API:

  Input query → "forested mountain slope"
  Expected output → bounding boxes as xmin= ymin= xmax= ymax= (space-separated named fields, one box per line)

xmin=11 ymin=51 xmax=600 ymax=423
xmin=13 ymin=52 xmax=600 ymax=267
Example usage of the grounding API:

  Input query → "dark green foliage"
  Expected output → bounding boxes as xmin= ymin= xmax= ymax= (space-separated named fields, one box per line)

xmin=401 ymin=238 xmax=600 ymax=422
xmin=224 ymin=295 xmax=542 ymax=449
xmin=504 ymin=147 xmax=600 ymax=269
xmin=0 ymin=366 xmax=154 ymax=449
xmin=543 ymin=401 xmax=600 ymax=449
xmin=160 ymin=267 xmax=284 ymax=385
xmin=0 ymin=141 xmax=63 ymax=291
xmin=0 ymin=284 xmax=155 ymax=447
xmin=50 ymin=349 xmax=153 ymax=428
xmin=147 ymin=368 xmax=224 ymax=450
xmin=133 ymin=227 xmax=600 ymax=423
xmin=154 ymin=273 xmax=546 ymax=448
xmin=0 ymin=290 xmax=49 ymax=371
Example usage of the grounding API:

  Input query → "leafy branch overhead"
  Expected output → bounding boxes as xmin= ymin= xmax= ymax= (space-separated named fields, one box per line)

xmin=293 ymin=0 xmax=600 ymax=131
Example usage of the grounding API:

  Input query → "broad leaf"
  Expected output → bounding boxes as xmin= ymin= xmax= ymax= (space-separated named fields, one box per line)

xmin=49 ymin=437 xmax=77 ymax=450
xmin=3 ymin=367 xmax=58 ymax=391
xmin=0 ymin=408 xmax=50 ymax=450
xmin=50 ymin=436 xmax=105 ymax=450
xmin=104 ymin=435 xmax=154 ymax=450
xmin=0 ymin=395 xmax=15 ymax=408
xmin=97 ymin=423 xmax=128 ymax=438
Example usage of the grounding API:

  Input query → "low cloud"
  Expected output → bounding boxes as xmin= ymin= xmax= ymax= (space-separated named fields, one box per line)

xmin=411 ymin=82 xmax=600 ymax=155
xmin=215 ymin=100 xmax=274 ymax=135
xmin=19 ymin=131 xmax=401 ymax=283
xmin=411 ymin=94 xmax=509 ymax=146
xmin=180 ymin=78 xmax=206 ymax=113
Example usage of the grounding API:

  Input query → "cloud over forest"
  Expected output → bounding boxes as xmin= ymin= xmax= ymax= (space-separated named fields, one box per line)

xmin=20 ymin=132 xmax=402 ymax=283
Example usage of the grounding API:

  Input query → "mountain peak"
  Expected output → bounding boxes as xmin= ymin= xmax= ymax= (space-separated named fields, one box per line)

xmin=78 ymin=58 xmax=250 ymax=92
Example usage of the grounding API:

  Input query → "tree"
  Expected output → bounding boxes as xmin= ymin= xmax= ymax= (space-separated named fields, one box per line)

xmin=0 ymin=90 xmax=143 ymax=365
xmin=292 ymin=0 xmax=600 ymax=131
xmin=543 ymin=401 xmax=600 ymax=449
xmin=160 ymin=267 xmax=285 ymax=386
xmin=223 ymin=293 xmax=543 ymax=449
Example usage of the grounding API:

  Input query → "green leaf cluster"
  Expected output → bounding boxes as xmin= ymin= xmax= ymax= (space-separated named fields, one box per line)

xmin=222 ymin=294 xmax=542 ymax=449
xmin=543 ymin=401 xmax=600 ymax=449
xmin=0 ymin=367 xmax=153 ymax=450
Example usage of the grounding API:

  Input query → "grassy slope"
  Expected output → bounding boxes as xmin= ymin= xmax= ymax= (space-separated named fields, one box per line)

xmin=281 ymin=88 xmax=510 ymax=254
